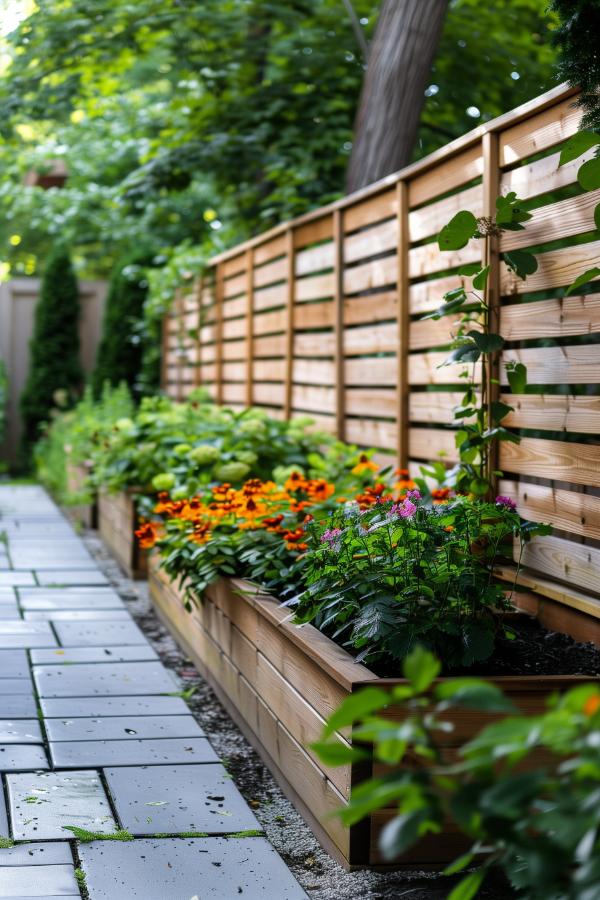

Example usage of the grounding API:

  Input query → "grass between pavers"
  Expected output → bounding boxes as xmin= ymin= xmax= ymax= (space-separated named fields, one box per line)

xmin=63 ymin=826 xmax=134 ymax=842
xmin=0 ymin=836 xmax=14 ymax=849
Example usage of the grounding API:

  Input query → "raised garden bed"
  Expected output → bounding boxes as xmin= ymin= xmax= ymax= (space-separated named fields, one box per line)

xmin=148 ymin=554 xmax=597 ymax=869
xmin=65 ymin=461 xmax=97 ymax=529
xmin=98 ymin=489 xmax=147 ymax=579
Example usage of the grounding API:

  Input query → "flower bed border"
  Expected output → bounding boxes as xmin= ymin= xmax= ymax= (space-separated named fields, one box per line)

xmin=98 ymin=489 xmax=147 ymax=579
xmin=148 ymin=553 xmax=596 ymax=869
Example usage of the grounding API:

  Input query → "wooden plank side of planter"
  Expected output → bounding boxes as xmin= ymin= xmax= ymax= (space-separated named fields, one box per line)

xmin=98 ymin=491 xmax=147 ymax=580
xmin=147 ymin=557 xmax=352 ymax=864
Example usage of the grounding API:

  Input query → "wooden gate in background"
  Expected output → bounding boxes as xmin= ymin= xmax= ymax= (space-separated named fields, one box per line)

xmin=162 ymin=83 xmax=600 ymax=638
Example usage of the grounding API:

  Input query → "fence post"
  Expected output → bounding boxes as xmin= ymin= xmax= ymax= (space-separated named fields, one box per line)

xmin=396 ymin=181 xmax=410 ymax=470
xmin=245 ymin=249 xmax=254 ymax=407
xmin=333 ymin=209 xmax=346 ymax=441
xmin=193 ymin=276 xmax=203 ymax=389
xmin=482 ymin=131 xmax=501 ymax=494
xmin=214 ymin=264 xmax=224 ymax=405
xmin=283 ymin=228 xmax=295 ymax=419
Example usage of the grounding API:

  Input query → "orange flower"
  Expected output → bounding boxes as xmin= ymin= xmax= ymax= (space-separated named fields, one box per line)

xmin=432 ymin=487 xmax=452 ymax=505
xmin=352 ymin=453 xmax=379 ymax=476
xmin=584 ymin=694 xmax=600 ymax=717
xmin=135 ymin=522 xmax=161 ymax=549
xmin=189 ymin=521 xmax=212 ymax=545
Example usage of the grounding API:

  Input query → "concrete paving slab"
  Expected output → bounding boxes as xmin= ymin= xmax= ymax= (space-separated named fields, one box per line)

xmin=105 ymin=763 xmax=260 ymax=835
xmin=0 ymin=720 xmax=43 ymax=743
xmin=53 ymin=620 xmax=147 ymax=646
xmin=0 ymin=572 xmax=36 ymax=586
xmin=46 ymin=715 xmax=204 ymax=742
xmin=7 ymin=770 xmax=116 ymax=840
xmin=31 ymin=645 xmax=158 ymax=665
xmin=0 ymin=744 xmax=48 ymax=771
xmin=0 ymin=864 xmax=79 ymax=897
xmin=0 ymin=650 xmax=30 ymax=678
xmin=0 ymin=680 xmax=35 ymax=695
xmin=50 ymin=738 xmax=218 ymax=768
xmin=0 ymin=632 xmax=57 ymax=649
xmin=34 ymin=661 xmax=178 ymax=697
xmin=25 ymin=610 xmax=130 ymax=621
xmin=0 ymin=841 xmax=73 ymax=865
xmin=0 ymin=696 xmax=38 ymax=718
xmin=20 ymin=593 xmax=124 ymax=611
xmin=40 ymin=696 xmax=190 ymax=718
xmin=36 ymin=570 xmax=108 ymax=586
xmin=78 ymin=837 xmax=308 ymax=899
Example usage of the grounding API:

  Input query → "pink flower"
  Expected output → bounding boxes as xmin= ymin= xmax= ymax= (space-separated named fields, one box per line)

xmin=495 ymin=495 xmax=517 ymax=511
xmin=406 ymin=489 xmax=422 ymax=501
xmin=321 ymin=528 xmax=343 ymax=550
xmin=388 ymin=499 xmax=417 ymax=519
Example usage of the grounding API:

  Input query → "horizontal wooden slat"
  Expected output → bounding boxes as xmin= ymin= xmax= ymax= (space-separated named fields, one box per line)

xmin=409 ymin=146 xmax=483 ymax=207
xmin=502 ymin=393 xmax=600 ymax=434
xmin=501 ymin=239 xmax=600 ymax=295
xmin=499 ymin=96 xmax=581 ymax=165
xmin=408 ymin=184 xmax=482 ymax=243
xmin=500 ymin=148 xmax=595 ymax=201
xmin=408 ymin=352 xmax=479 ymax=385
xmin=253 ymin=334 xmax=286 ymax=357
xmin=253 ymin=233 xmax=288 ymax=267
xmin=517 ymin=533 xmax=600 ymax=596
xmin=344 ymin=292 xmax=397 ymax=325
xmin=346 ymin=388 xmax=397 ymax=418
xmin=500 ymin=437 xmax=600 ymax=488
xmin=409 ymin=391 xmax=471 ymax=424
xmin=221 ymin=253 xmax=246 ymax=279
xmin=222 ymin=317 xmax=246 ymax=340
xmin=291 ymin=384 xmax=336 ymax=414
xmin=499 ymin=478 xmax=600 ymax=541
xmin=343 ymin=189 xmax=396 ymax=234
xmin=221 ymin=361 xmax=246 ymax=381
xmin=221 ymin=339 xmax=247 ymax=361
xmin=221 ymin=382 xmax=246 ymax=403
xmin=253 ymin=257 xmax=287 ymax=288
xmin=409 ymin=238 xmax=481 ymax=279
xmin=501 ymin=346 xmax=600 ymax=384
xmin=254 ymin=359 xmax=286 ymax=381
xmin=501 ymin=190 xmax=600 ymax=252
xmin=222 ymin=296 xmax=247 ymax=320
xmin=252 ymin=382 xmax=285 ymax=406
xmin=295 ymin=242 xmax=334 ymax=276
xmin=345 ymin=417 xmax=396 ymax=450
xmin=344 ymin=220 xmax=397 ymax=265
xmin=410 ymin=427 xmax=458 ymax=461
xmin=343 ymin=255 xmax=396 ymax=294
xmin=293 ymin=215 xmax=333 ymax=249
xmin=295 ymin=300 xmax=334 ymax=330
xmin=501 ymin=294 xmax=600 ymax=340
xmin=295 ymin=272 xmax=335 ymax=302
xmin=223 ymin=272 xmax=246 ymax=299
xmin=345 ymin=356 xmax=396 ymax=386
xmin=292 ymin=359 xmax=336 ymax=385
xmin=344 ymin=322 xmax=397 ymax=356
xmin=294 ymin=332 xmax=334 ymax=357
xmin=253 ymin=282 xmax=287 ymax=312
xmin=409 ymin=273 xmax=462 ymax=314
xmin=253 ymin=309 xmax=286 ymax=336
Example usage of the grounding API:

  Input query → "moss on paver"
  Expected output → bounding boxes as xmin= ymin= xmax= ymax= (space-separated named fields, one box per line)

xmin=0 ymin=837 xmax=14 ymax=849
xmin=64 ymin=826 xmax=134 ymax=843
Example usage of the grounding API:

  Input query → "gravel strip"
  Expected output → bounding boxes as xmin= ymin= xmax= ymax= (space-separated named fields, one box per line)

xmin=82 ymin=529 xmax=511 ymax=900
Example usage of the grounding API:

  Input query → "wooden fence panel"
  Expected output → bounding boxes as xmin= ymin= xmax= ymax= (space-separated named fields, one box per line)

xmin=163 ymin=84 xmax=600 ymax=622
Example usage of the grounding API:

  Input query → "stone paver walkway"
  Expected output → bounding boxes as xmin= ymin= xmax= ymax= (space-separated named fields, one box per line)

xmin=0 ymin=485 xmax=307 ymax=899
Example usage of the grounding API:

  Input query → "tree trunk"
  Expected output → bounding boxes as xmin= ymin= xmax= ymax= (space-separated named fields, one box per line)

xmin=346 ymin=0 xmax=449 ymax=193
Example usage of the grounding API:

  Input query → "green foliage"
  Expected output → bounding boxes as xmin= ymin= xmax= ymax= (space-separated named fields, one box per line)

xmin=551 ymin=0 xmax=600 ymax=135
xmin=91 ymin=253 xmax=154 ymax=398
xmin=315 ymin=646 xmax=600 ymax=899
xmin=88 ymin=394 xmax=354 ymax=506
xmin=290 ymin=494 xmax=543 ymax=670
xmin=63 ymin=826 xmax=134 ymax=843
xmin=20 ymin=245 xmax=83 ymax=461
xmin=34 ymin=382 xmax=134 ymax=504
xmin=424 ymin=193 xmax=539 ymax=496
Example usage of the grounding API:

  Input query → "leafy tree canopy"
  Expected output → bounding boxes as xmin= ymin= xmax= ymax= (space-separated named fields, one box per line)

xmin=0 ymin=0 xmax=557 ymax=283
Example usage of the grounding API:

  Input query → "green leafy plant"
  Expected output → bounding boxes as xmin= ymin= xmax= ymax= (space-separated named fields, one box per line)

xmin=424 ymin=194 xmax=537 ymax=497
xmin=20 ymin=245 xmax=83 ymax=462
xmin=315 ymin=645 xmax=600 ymax=900
xmin=34 ymin=382 xmax=134 ymax=504
xmin=91 ymin=252 xmax=155 ymax=399
xmin=289 ymin=492 xmax=548 ymax=670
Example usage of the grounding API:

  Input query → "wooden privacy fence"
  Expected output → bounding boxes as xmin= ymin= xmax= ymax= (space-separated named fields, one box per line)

xmin=162 ymin=82 xmax=600 ymax=632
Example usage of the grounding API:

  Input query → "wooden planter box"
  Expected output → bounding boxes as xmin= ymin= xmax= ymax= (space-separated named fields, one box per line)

xmin=148 ymin=554 xmax=595 ymax=870
xmin=65 ymin=461 xmax=97 ymax=529
xmin=98 ymin=490 xmax=147 ymax=579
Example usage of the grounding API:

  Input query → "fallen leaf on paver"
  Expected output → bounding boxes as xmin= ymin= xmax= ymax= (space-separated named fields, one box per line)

xmin=145 ymin=801 xmax=169 ymax=806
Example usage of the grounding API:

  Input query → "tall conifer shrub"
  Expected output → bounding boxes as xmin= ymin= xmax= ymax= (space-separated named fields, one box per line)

xmin=91 ymin=254 xmax=151 ymax=398
xmin=20 ymin=245 xmax=83 ymax=458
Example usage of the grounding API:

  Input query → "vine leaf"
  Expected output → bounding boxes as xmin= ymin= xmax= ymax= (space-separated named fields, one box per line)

xmin=503 ymin=249 xmax=538 ymax=280
xmin=505 ymin=362 xmax=527 ymax=394
xmin=468 ymin=330 xmax=503 ymax=353
xmin=438 ymin=211 xmax=478 ymax=251
xmin=565 ymin=267 xmax=600 ymax=296
xmin=578 ymin=157 xmax=600 ymax=192
xmin=558 ymin=131 xmax=600 ymax=166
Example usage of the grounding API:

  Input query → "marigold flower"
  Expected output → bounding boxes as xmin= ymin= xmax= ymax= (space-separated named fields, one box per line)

xmin=432 ymin=487 xmax=452 ymax=505
xmin=135 ymin=522 xmax=161 ymax=549
xmin=351 ymin=453 xmax=379 ymax=475
xmin=584 ymin=694 xmax=600 ymax=717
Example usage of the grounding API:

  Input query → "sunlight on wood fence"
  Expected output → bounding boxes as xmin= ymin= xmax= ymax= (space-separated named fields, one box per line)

xmin=162 ymin=83 xmax=600 ymax=634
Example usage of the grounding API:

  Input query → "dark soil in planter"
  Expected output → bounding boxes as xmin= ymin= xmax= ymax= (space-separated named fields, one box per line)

xmin=368 ymin=617 xmax=600 ymax=679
